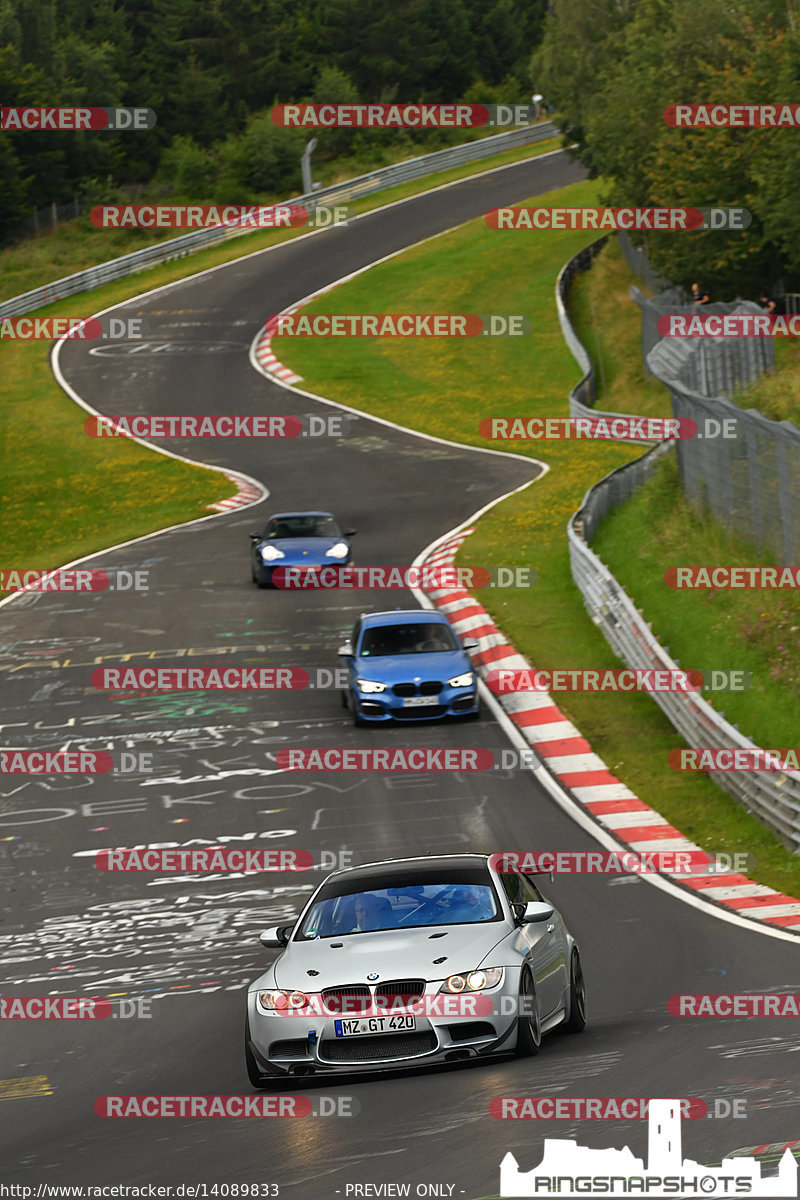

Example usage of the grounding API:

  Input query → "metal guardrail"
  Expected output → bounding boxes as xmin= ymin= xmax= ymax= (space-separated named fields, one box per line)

xmin=0 ymin=122 xmax=557 ymax=318
xmin=559 ymin=242 xmax=800 ymax=852
xmin=555 ymin=236 xmax=667 ymax=446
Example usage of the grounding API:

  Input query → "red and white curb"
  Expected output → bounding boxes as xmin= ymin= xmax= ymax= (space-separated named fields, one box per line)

xmin=421 ymin=531 xmax=800 ymax=934
xmin=206 ymin=470 xmax=266 ymax=512
xmin=255 ymin=313 xmax=303 ymax=384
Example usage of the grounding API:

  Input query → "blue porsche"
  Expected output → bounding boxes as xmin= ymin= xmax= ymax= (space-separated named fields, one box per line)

xmin=338 ymin=609 xmax=479 ymax=725
xmin=249 ymin=511 xmax=355 ymax=588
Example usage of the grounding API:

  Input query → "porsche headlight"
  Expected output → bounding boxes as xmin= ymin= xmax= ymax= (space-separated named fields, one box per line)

xmin=260 ymin=545 xmax=285 ymax=562
xmin=447 ymin=671 xmax=474 ymax=688
xmin=357 ymin=678 xmax=386 ymax=693
xmin=439 ymin=968 xmax=503 ymax=994
xmin=325 ymin=542 xmax=349 ymax=559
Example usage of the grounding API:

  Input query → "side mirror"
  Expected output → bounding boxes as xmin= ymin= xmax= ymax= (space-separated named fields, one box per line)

xmin=519 ymin=902 xmax=554 ymax=924
xmin=259 ymin=925 xmax=293 ymax=948
xmin=338 ymin=640 xmax=353 ymax=657
xmin=249 ymin=532 xmax=262 ymax=542
xmin=343 ymin=529 xmax=357 ymax=537
xmin=462 ymin=640 xmax=478 ymax=651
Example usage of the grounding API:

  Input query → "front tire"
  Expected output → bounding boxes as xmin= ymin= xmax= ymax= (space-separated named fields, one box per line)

xmin=563 ymin=948 xmax=587 ymax=1033
xmin=514 ymin=968 xmax=541 ymax=1056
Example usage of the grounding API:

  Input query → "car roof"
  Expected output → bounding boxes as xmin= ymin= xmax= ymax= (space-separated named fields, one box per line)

xmin=359 ymin=609 xmax=449 ymax=628
xmin=267 ymin=511 xmax=335 ymax=520
xmin=324 ymin=853 xmax=491 ymax=883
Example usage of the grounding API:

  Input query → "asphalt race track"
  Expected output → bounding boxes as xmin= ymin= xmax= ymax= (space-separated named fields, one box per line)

xmin=1 ymin=151 xmax=797 ymax=1195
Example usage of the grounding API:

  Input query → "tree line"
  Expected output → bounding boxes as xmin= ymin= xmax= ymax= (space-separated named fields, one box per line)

xmin=0 ymin=0 xmax=544 ymax=241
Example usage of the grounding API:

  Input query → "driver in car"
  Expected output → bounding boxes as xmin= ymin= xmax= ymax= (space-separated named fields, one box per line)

xmin=444 ymin=886 xmax=492 ymax=923
xmin=352 ymin=894 xmax=392 ymax=932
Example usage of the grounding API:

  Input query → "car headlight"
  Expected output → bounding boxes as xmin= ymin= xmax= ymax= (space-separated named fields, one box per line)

xmin=439 ymin=968 xmax=503 ymax=994
xmin=447 ymin=671 xmax=474 ymax=688
xmin=260 ymin=545 xmax=285 ymax=562
xmin=356 ymin=678 xmax=386 ymax=693
xmin=325 ymin=542 xmax=349 ymax=559
xmin=257 ymin=989 xmax=308 ymax=1011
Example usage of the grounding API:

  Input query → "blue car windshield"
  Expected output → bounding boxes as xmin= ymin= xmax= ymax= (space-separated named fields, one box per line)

xmin=359 ymin=622 xmax=458 ymax=657
xmin=298 ymin=883 xmax=498 ymax=938
xmin=264 ymin=516 xmax=341 ymax=539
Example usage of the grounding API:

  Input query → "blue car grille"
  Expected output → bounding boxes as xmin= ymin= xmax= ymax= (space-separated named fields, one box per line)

xmin=392 ymin=681 xmax=442 ymax=696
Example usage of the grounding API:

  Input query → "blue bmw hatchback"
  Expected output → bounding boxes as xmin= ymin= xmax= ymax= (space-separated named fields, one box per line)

xmin=339 ymin=609 xmax=479 ymax=725
xmin=249 ymin=512 xmax=355 ymax=588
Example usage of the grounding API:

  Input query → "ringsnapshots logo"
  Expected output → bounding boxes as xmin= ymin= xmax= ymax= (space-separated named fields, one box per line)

xmin=89 ymin=204 xmax=348 ymax=230
xmin=485 ymin=207 xmax=751 ymax=231
xmin=267 ymin=313 xmax=530 ymax=337
xmin=498 ymin=1099 xmax=797 ymax=1197
xmin=271 ymin=102 xmax=537 ymax=127
xmin=1 ymin=107 xmax=156 ymax=131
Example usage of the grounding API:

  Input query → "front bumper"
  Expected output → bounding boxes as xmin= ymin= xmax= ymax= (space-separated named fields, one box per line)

xmin=246 ymin=983 xmax=518 ymax=1075
xmin=254 ymin=558 xmax=351 ymax=586
xmin=352 ymin=685 xmax=479 ymax=722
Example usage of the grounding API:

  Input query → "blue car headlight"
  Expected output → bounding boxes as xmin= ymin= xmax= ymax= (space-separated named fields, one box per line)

xmin=447 ymin=671 xmax=474 ymax=688
xmin=325 ymin=542 xmax=349 ymax=559
xmin=357 ymin=678 xmax=387 ymax=694
xmin=260 ymin=545 xmax=285 ymax=562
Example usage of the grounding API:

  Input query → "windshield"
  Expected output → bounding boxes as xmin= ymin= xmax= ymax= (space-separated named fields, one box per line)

xmin=298 ymin=882 xmax=499 ymax=939
xmin=264 ymin=515 xmax=341 ymax=539
xmin=359 ymin=622 xmax=459 ymax=657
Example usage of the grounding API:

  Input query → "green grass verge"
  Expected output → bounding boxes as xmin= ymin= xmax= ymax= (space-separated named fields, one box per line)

xmin=0 ymin=137 xmax=561 ymax=592
xmin=1 ymin=135 xmax=561 ymax=301
xmin=274 ymin=182 xmax=800 ymax=894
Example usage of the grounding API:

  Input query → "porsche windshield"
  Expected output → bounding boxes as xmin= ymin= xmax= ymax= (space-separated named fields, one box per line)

xmin=297 ymin=881 xmax=499 ymax=939
xmin=264 ymin=515 xmax=340 ymax=539
xmin=359 ymin=622 xmax=459 ymax=657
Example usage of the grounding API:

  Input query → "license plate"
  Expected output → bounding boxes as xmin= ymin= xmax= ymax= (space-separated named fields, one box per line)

xmin=334 ymin=1015 xmax=416 ymax=1037
xmin=401 ymin=696 xmax=439 ymax=707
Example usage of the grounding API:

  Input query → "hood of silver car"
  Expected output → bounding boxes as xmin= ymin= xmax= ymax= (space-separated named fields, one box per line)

xmin=270 ymin=921 xmax=509 ymax=989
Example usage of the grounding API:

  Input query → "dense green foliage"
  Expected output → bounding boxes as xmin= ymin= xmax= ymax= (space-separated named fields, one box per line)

xmin=533 ymin=0 xmax=800 ymax=295
xmin=0 ymin=0 xmax=546 ymax=239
